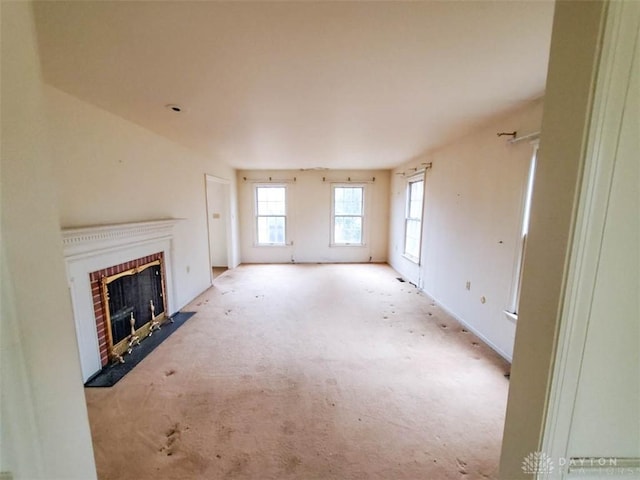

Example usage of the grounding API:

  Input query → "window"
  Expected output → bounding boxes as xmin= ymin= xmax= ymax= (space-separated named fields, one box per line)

xmin=332 ymin=185 xmax=364 ymax=245
xmin=404 ymin=176 xmax=424 ymax=262
xmin=508 ymin=146 xmax=538 ymax=316
xmin=255 ymin=185 xmax=287 ymax=245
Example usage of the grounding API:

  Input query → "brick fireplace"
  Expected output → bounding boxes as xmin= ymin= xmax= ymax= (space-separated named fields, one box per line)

xmin=62 ymin=219 xmax=180 ymax=381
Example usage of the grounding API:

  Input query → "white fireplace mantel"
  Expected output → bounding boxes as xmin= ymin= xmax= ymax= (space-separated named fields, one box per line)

xmin=62 ymin=218 xmax=182 ymax=259
xmin=62 ymin=219 xmax=182 ymax=381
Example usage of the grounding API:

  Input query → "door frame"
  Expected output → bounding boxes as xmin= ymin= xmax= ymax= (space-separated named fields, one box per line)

xmin=204 ymin=174 xmax=233 ymax=284
xmin=541 ymin=1 xmax=639 ymax=476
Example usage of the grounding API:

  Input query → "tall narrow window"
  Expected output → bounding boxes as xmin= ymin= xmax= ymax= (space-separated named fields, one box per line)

xmin=404 ymin=176 xmax=424 ymax=262
xmin=509 ymin=147 xmax=538 ymax=316
xmin=255 ymin=185 xmax=287 ymax=245
xmin=332 ymin=185 xmax=364 ymax=245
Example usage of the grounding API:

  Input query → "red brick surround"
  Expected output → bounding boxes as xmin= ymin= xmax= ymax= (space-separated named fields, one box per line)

xmin=89 ymin=252 xmax=165 ymax=366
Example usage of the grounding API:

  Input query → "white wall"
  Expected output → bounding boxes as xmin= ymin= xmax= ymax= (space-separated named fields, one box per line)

xmin=389 ymin=100 xmax=543 ymax=361
xmin=0 ymin=2 xmax=97 ymax=478
xmin=44 ymin=86 xmax=240 ymax=310
xmin=238 ymin=169 xmax=389 ymax=264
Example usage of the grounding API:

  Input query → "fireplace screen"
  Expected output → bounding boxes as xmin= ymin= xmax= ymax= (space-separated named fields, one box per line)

xmin=101 ymin=259 xmax=167 ymax=363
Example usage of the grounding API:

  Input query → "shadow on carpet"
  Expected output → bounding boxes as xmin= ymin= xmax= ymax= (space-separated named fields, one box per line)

xmin=84 ymin=311 xmax=195 ymax=388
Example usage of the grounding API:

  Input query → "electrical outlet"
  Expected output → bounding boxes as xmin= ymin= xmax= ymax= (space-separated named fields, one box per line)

xmin=480 ymin=296 xmax=486 ymax=304
xmin=186 ymin=265 xmax=190 ymax=274
xmin=466 ymin=281 xmax=471 ymax=290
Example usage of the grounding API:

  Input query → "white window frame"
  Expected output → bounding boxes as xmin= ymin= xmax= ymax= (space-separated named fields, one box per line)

xmin=330 ymin=183 xmax=366 ymax=247
xmin=403 ymin=173 xmax=425 ymax=263
xmin=254 ymin=184 xmax=288 ymax=247
xmin=507 ymin=144 xmax=538 ymax=317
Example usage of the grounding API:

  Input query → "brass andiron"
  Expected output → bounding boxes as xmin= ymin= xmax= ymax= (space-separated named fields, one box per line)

xmin=111 ymin=349 xmax=125 ymax=364
xmin=127 ymin=312 xmax=140 ymax=354
xmin=148 ymin=300 xmax=161 ymax=335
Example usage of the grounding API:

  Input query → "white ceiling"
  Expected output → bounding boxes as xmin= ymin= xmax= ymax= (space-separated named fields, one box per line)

xmin=34 ymin=1 xmax=554 ymax=170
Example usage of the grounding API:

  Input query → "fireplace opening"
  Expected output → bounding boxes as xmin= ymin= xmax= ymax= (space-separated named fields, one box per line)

xmin=105 ymin=258 xmax=164 ymax=344
xmin=93 ymin=255 xmax=170 ymax=364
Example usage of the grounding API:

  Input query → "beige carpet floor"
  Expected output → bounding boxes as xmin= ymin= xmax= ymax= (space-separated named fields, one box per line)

xmin=85 ymin=263 xmax=510 ymax=480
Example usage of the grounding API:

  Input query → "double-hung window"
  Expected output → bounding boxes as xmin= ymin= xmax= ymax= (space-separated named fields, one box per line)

xmin=404 ymin=176 xmax=424 ymax=262
xmin=255 ymin=185 xmax=287 ymax=246
xmin=508 ymin=146 xmax=538 ymax=316
xmin=332 ymin=185 xmax=364 ymax=246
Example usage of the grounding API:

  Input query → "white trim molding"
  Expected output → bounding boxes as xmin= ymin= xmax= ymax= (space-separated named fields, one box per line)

xmin=62 ymin=219 xmax=182 ymax=259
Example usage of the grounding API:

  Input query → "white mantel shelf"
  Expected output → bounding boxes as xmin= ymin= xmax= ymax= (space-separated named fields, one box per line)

xmin=62 ymin=219 xmax=183 ymax=259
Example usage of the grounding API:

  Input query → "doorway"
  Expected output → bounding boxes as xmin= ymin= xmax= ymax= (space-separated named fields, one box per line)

xmin=205 ymin=175 xmax=232 ymax=283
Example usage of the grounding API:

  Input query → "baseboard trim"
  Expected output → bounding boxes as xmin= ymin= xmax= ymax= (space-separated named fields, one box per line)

xmin=421 ymin=289 xmax=513 ymax=364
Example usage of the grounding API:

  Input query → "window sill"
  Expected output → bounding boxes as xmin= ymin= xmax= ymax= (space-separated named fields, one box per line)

xmin=503 ymin=310 xmax=518 ymax=323
xmin=330 ymin=243 xmax=366 ymax=248
xmin=402 ymin=254 xmax=420 ymax=264
xmin=254 ymin=243 xmax=290 ymax=248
